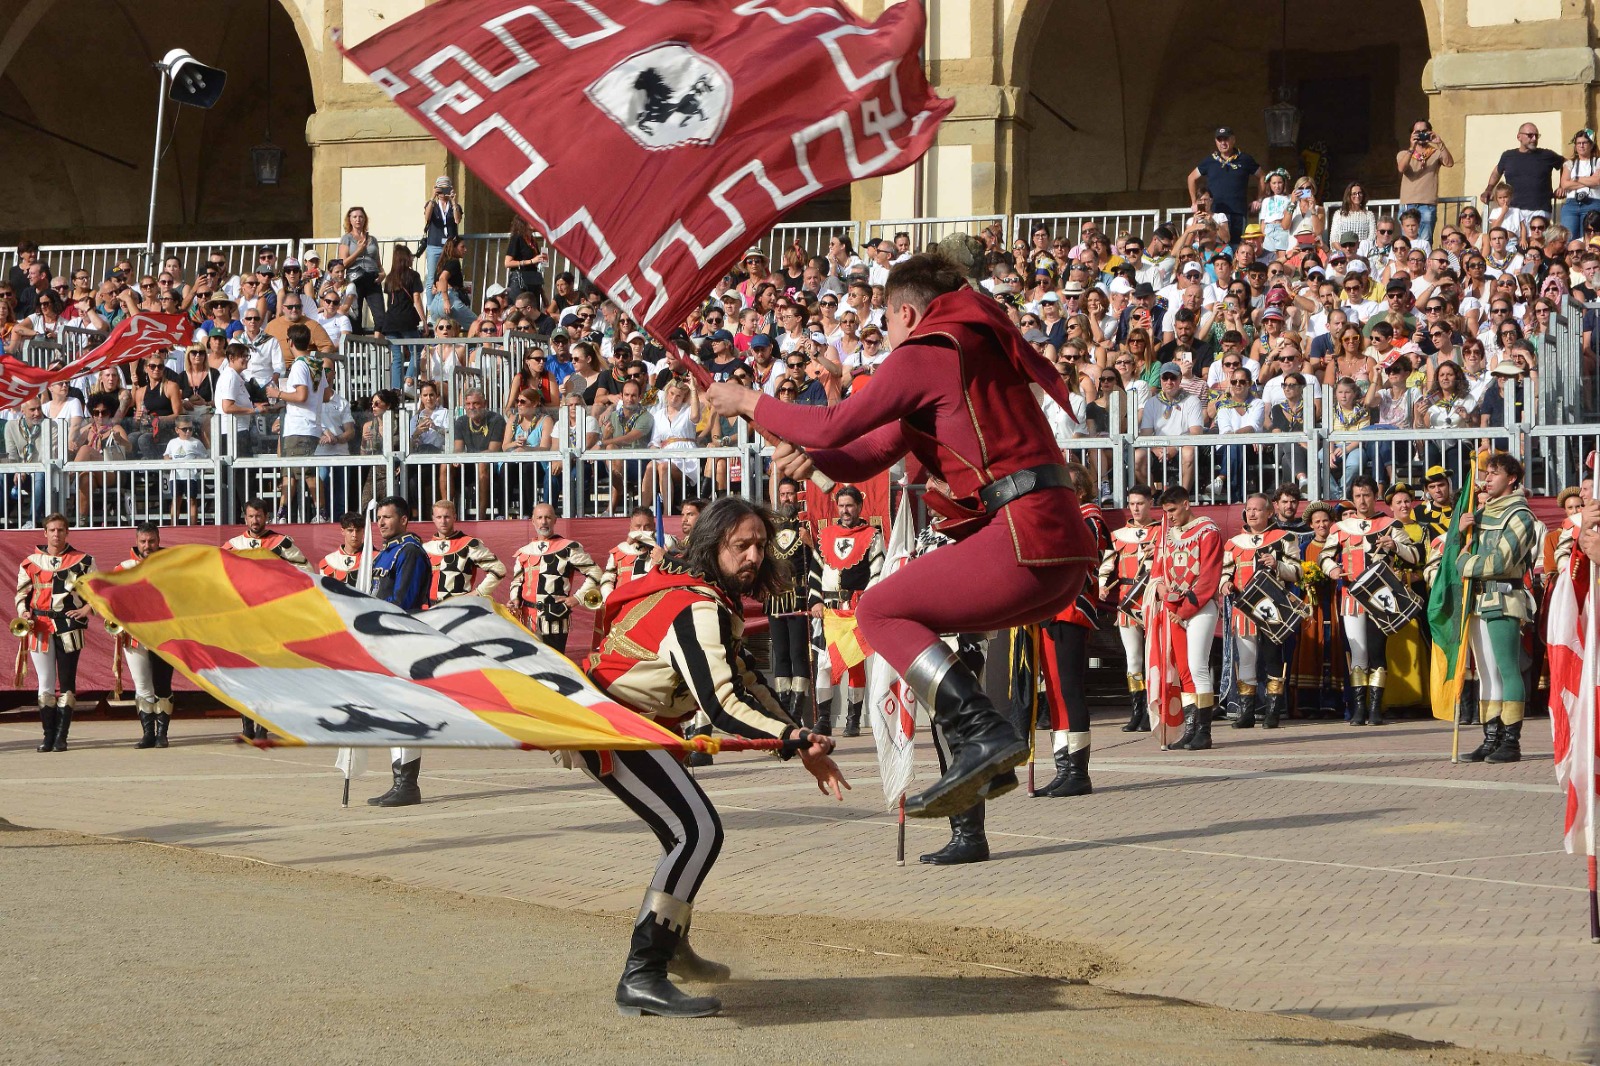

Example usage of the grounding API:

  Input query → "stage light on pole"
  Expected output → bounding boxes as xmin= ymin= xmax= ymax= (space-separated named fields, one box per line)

xmin=144 ymin=49 xmax=228 ymax=269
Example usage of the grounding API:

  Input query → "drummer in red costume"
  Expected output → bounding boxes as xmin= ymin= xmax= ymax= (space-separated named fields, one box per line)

xmin=1148 ymin=485 xmax=1224 ymax=750
xmin=706 ymin=252 xmax=1094 ymax=817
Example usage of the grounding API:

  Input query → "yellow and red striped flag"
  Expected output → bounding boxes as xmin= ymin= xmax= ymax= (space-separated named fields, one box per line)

xmin=78 ymin=546 xmax=741 ymax=753
xmin=822 ymin=607 xmax=873 ymax=684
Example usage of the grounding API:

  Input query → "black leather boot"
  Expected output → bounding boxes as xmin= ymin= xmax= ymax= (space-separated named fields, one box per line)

xmin=902 ymin=644 xmax=1028 ymax=819
xmin=1466 ymin=716 xmax=1503 ymax=762
xmin=842 ymin=701 xmax=862 ymax=738
xmin=1457 ymin=679 xmax=1480 ymax=726
xmin=1231 ymin=688 xmax=1257 ymax=729
xmin=1170 ymin=703 xmax=1198 ymax=750
xmin=155 ymin=699 xmax=172 ymax=748
xmin=1262 ymin=689 xmax=1283 ymax=729
xmin=616 ymin=891 xmax=722 ymax=1017
xmin=236 ymin=715 xmax=258 ymax=743
xmin=1041 ymin=741 xmax=1092 ymax=797
xmin=1121 ymin=689 xmax=1147 ymax=732
xmin=135 ymin=704 xmax=157 ymax=749
xmin=1486 ymin=716 xmax=1522 ymax=763
xmin=667 ymin=918 xmax=731 ymax=983
xmin=36 ymin=703 xmax=56 ymax=753
xmin=918 ymin=801 xmax=989 ymax=864
xmin=51 ymin=696 xmax=73 ymax=751
xmin=367 ymin=758 xmax=423 ymax=807
xmin=813 ymin=700 xmax=833 ymax=737
xmin=1367 ymin=687 xmax=1386 ymax=726
xmin=1035 ymin=735 xmax=1073 ymax=797
xmin=1183 ymin=702 xmax=1214 ymax=751
xmin=1348 ymin=685 xmax=1368 ymax=726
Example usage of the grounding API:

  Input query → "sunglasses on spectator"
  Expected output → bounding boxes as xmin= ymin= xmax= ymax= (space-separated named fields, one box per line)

xmin=176 ymin=425 xmax=193 ymax=433
xmin=1377 ymin=228 xmax=1394 ymax=235
xmin=1429 ymin=329 xmax=1448 ymax=338
xmin=1490 ymin=306 xmax=1512 ymax=314
xmin=1222 ymin=360 xmax=1241 ymax=368
xmin=140 ymin=282 xmax=155 ymax=290
xmin=777 ymin=386 xmax=797 ymax=395
xmin=283 ymin=303 xmax=301 ymax=310
xmin=1426 ymin=304 xmax=1444 ymax=312
xmin=244 ymin=315 xmax=260 ymax=321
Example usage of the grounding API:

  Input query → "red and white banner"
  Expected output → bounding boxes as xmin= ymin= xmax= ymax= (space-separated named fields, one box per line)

xmin=0 ymin=313 xmax=188 ymax=410
xmin=340 ymin=0 xmax=951 ymax=340
xmin=1548 ymin=557 xmax=1598 ymax=854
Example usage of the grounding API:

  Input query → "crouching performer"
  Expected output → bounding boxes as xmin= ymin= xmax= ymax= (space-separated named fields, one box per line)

xmin=586 ymin=497 xmax=848 ymax=1018
xmin=708 ymin=253 xmax=1094 ymax=817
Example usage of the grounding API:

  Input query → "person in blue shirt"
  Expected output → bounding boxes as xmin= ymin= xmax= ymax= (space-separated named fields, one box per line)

xmin=368 ymin=495 xmax=433 ymax=807
xmin=546 ymin=329 xmax=577 ymax=386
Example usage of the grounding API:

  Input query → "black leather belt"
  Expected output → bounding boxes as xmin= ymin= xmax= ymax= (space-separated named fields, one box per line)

xmin=977 ymin=463 xmax=1071 ymax=513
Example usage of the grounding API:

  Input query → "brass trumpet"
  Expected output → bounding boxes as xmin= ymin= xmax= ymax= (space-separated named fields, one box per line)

xmin=10 ymin=617 xmax=33 ymax=638
xmin=11 ymin=617 xmax=30 ymax=688
xmin=579 ymin=586 xmax=604 ymax=610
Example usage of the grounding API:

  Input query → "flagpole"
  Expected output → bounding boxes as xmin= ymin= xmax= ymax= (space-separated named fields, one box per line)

xmin=896 ymin=796 xmax=906 ymax=866
xmin=1448 ymin=453 xmax=1479 ymax=763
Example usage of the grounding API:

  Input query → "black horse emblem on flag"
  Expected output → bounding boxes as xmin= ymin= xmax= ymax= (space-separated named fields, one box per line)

xmin=587 ymin=44 xmax=731 ymax=151
xmin=316 ymin=702 xmax=447 ymax=740
xmin=634 ymin=69 xmax=713 ymax=135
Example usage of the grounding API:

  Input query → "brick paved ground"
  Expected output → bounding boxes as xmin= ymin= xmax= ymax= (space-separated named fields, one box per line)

xmin=1 ymin=709 xmax=1595 ymax=1063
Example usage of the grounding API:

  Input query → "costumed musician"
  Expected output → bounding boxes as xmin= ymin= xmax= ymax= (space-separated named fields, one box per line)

xmin=423 ymin=498 xmax=506 ymax=605
xmin=1148 ymin=485 xmax=1224 ymax=750
xmin=506 ymin=502 xmax=603 ymax=656
xmin=14 ymin=513 xmax=94 ymax=753
xmin=223 ymin=496 xmax=309 ymax=743
xmin=317 ymin=512 xmax=368 ymax=587
xmin=763 ymin=480 xmax=819 ymax=728
xmin=601 ymin=508 xmax=662 ymax=603
xmin=1317 ymin=475 xmax=1421 ymax=726
xmin=1097 ymin=484 xmax=1158 ymax=732
xmin=119 ymin=522 xmax=176 ymax=749
xmin=1219 ymin=493 xmax=1302 ymax=729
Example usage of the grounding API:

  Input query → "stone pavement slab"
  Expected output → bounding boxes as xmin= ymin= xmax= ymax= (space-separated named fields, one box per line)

xmin=1 ymin=709 xmax=1597 ymax=1063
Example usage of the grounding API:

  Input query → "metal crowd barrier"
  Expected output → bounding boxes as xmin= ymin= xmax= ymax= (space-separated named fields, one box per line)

xmin=1016 ymin=210 xmax=1163 ymax=245
xmin=338 ymin=335 xmax=514 ymax=405
xmin=1127 ymin=425 xmax=1323 ymax=505
xmin=1524 ymin=425 xmax=1600 ymax=498
xmin=37 ymin=243 xmax=146 ymax=283
xmin=757 ymin=220 xmax=861 ymax=266
xmin=863 ymin=215 xmax=1006 ymax=252
xmin=159 ymin=238 xmax=297 ymax=283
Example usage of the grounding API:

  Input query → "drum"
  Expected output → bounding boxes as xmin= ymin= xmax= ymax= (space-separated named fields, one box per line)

xmin=1348 ymin=563 xmax=1423 ymax=635
xmin=1118 ymin=570 xmax=1150 ymax=614
xmin=1236 ymin=569 xmax=1310 ymax=645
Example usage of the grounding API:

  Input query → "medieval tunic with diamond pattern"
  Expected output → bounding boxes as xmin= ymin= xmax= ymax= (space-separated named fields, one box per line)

xmin=1317 ymin=516 xmax=1420 ymax=617
xmin=812 ymin=519 xmax=883 ymax=609
xmin=1099 ymin=522 xmax=1157 ymax=628
xmin=423 ymin=532 xmax=505 ymax=605
xmin=15 ymin=545 xmax=93 ymax=654
xmin=1221 ymin=529 xmax=1301 ymax=639
xmin=507 ymin=537 xmax=602 ymax=636
xmin=223 ymin=530 xmax=308 ymax=570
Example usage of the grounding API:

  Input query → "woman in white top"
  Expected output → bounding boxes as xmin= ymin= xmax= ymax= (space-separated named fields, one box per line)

xmin=14 ymin=291 xmax=67 ymax=345
xmin=833 ymin=310 xmax=865 ymax=368
xmin=1560 ymin=128 xmax=1600 ymax=239
xmin=1206 ymin=365 xmax=1266 ymax=503
xmin=640 ymin=380 xmax=701 ymax=505
xmin=409 ymin=379 xmax=450 ymax=453
xmin=42 ymin=379 xmax=84 ymax=445
xmin=422 ymin=318 xmax=470 ymax=392
xmin=1329 ymin=182 xmax=1376 ymax=247
xmin=1259 ymin=169 xmax=1294 ymax=253
xmin=1363 ymin=354 xmax=1421 ymax=486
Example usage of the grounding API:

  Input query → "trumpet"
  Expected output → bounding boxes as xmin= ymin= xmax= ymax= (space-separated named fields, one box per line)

xmin=10 ymin=617 xmax=34 ymax=638
xmin=579 ymin=586 xmax=604 ymax=610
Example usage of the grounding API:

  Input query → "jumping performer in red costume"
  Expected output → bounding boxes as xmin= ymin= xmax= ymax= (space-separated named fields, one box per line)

xmin=707 ymin=253 xmax=1095 ymax=817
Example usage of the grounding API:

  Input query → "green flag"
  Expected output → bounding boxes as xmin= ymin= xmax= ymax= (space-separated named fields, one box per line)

xmin=1426 ymin=459 xmax=1477 ymax=718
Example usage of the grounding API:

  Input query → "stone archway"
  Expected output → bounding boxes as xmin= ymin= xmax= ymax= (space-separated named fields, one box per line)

xmin=0 ymin=0 xmax=317 ymax=242
xmin=1001 ymin=0 xmax=1438 ymax=213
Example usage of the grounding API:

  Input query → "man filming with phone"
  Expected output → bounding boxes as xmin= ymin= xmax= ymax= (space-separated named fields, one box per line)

xmin=1397 ymin=120 xmax=1454 ymax=245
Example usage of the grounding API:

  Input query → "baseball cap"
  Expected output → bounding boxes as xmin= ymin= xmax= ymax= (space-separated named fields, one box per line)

xmin=283 ymin=257 xmax=303 ymax=271
xmin=1345 ymin=260 xmax=1369 ymax=275
xmin=626 ymin=330 xmax=646 ymax=343
xmin=808 ymin=331 xmax=828 ymax=345
xmin=549 ymin=328 xmax=570 ymax=341
xmin=1211 ymin=248 xmax=1234 ymax=262
xmin=1384 ymin=279 xmax=1408 ymax=295
xmin=484 ymin=282 xmax=507 ymax=299
xmin=1180 ymin=261 xmax=1203 ymax=276
xmin=1039 ymin=292 xmax=1061 ymax=303
xmin=303 ymin=252 xmax=321 ymax=263
xmin=1214 ymin=126 xmax=1234 ymax=139
xmin=1339 ymin=232 xmax=1360 ymax=246
xmin=1262 ymin=307 xmax=1285 ymax=321
xmin=1109 ymin=277 xmax=1134 ymax=295
xmin=748 ymin=333 xmax=772 ymax=348
xmin=709 ymin=329 xmax=734 ymax=343
xmin=1159 ymin=361 xmax=1182 ymax=378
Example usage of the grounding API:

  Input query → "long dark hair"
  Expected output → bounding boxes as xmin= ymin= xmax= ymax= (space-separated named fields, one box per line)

xmin=384 ymin=245 xmax=415 ymax=294
xmin=671 ymin=497 xmax=789 ymax=602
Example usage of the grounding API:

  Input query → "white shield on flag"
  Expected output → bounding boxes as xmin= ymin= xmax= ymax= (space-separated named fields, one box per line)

xmin=865 ymin=499 xmax=919 ymax=809
xmin=586 ymin=44 xmax=732 ymax=152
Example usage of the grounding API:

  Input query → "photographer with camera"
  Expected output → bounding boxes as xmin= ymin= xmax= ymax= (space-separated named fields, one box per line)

xmin=1397 ymin=120 xmax=1454 ymax=245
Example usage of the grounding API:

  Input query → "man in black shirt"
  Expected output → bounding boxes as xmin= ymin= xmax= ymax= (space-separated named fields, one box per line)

xmin=1187 ymin=127 xmax=1262 ymax=248
xmin=1481 ymin=122 xmax=1564 ymax=216
xmin=1154 ymin=308 xmax=1214 ymax=373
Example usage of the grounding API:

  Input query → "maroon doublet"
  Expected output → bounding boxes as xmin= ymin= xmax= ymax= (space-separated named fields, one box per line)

xmin=754 ymin=287 xmax=1094 ymax=674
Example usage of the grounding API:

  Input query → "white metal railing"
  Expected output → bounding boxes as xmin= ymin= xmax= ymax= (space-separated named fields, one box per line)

xmin=1524 ymin=425 xmax=1600 ymax=498
xmin=37 ymin=243 xmax=147 ymax=283
xmin=758 ymin=221 xmax=862 ymax=268
xmin=1016 ymin=210 xmax=1163 ymax=245
xmin=1127 ymin=425 xmax=1322 ymax=504
xmin=863 ymin=215 xmax=1006 ymax=252
xmin=159 ymin=238 xmax=297 ymax=285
